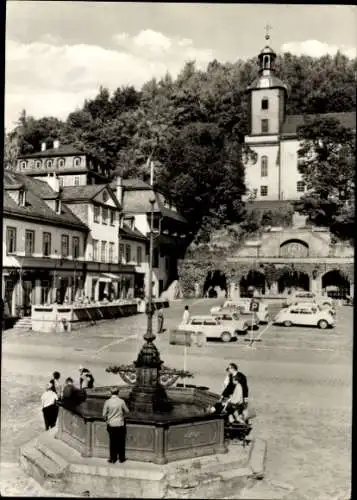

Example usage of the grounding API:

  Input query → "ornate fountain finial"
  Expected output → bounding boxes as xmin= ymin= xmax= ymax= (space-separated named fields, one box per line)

xmin=265 ymin=24 xmax=272 ymax=41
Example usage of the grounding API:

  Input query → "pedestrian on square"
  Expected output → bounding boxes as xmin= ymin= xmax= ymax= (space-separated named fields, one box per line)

xmin=157 ymin=308 xmax=164 ymax=334
xmin=79 ymin=367 xmax=95 ymax=389
xmin=182 ymin=305 xmax=190 ymax=325
xmin=103 ymin=387 xmax=129 ymax=464
xmin=41 ymin=383 xmax=58 ymax=430
xmin=50 ymin=371 xmax=62 ymax=398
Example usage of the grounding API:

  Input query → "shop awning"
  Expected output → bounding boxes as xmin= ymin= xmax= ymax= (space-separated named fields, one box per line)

xmin=102 ymin=273 xmax=122 ymax=281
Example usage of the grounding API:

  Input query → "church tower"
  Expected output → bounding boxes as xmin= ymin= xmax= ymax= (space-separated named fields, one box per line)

xmin=246 ymin=32 xmax=288 ymax=136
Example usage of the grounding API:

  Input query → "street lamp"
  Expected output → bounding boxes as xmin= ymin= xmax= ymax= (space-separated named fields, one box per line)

xmin=144 ymin=197 xmax=156 ymax=341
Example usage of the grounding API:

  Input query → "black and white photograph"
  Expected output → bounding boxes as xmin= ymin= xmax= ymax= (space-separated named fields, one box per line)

xmin=1 ymin=2 xmax=355 ymax=498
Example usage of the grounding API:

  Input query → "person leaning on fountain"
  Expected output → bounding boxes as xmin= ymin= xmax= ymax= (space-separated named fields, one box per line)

xmin=220 ymin=363 xmax=249 ymax=421
xmin=102 ymin=387 xmax=129 ymax=464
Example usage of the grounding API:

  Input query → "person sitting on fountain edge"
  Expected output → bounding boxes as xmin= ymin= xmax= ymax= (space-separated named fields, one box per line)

xmin=220 ymin=363 xmax=249 ymax=420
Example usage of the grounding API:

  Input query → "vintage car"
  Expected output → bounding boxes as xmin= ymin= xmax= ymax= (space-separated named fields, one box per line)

xmin=210 ymin=310 xmax=250 ymax=334
xmin=273 ymin=304 xmax=336 ymax=329
xmin=214 ymin=298 xmax=270 ymax=324
xmin=178 ymin=315 xmax=244 ymax=342
xmin=283 ymin=291 xmax=334 ymax=308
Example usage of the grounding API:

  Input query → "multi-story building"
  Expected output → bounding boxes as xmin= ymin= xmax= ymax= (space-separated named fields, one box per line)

xmin=16 ymin=140 xmax=110 ymax=186
xmin=3 ymin=171 xmax=89 ymax=317
xmin=243 ymin=41 xmax=355 ymax=204
xmin=60 ymin=183 xmax=136 ymax=301
xmin=112 ymin=177 xmax=189 ymax=298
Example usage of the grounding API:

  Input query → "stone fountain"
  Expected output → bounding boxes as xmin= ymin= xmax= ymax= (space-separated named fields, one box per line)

xmin=20 ymin=198 xmax=266 ymax=497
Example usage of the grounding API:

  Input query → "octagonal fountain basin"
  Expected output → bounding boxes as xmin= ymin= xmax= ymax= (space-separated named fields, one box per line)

xmin=57 ymin=385 xmax=227 ymax=464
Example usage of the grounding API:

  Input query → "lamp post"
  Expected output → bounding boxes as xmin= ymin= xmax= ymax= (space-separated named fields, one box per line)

xmin=144 ymin=197 xmax=156 ymax=341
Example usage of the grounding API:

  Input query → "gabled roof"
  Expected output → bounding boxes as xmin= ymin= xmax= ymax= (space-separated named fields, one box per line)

xmin=20 ymin=144 xmax=85 ymax=159
xmin=61 ymin=185 xmax=121 ymax=209
xmin=3 ymin=172 xmax=88 ymax=230
xmin=282 ymin=111 xmax=356 ymax=136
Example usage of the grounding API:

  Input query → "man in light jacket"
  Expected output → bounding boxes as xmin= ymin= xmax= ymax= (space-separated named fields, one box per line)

xmin=102 ymin=387 xmax=129 ymax=464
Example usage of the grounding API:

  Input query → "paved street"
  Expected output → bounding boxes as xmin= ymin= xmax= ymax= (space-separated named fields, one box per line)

xmin=1 ymin=298 xmax=352 ymax=498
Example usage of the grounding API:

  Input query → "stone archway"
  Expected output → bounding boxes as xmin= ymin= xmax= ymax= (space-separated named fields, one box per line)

xmin=240 ymin=270 xmax=266 ymax=297
xmin=277 ymin=267 xmax=310 ymax=294
xmin=321 ymin=270 xmax=351 ymax=299
xmin=203 ymin=270 xmax=227 ymax=298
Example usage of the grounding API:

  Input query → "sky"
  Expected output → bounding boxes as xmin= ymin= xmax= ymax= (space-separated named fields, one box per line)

xmin=5 ymin=2 xmax=357 ymax=130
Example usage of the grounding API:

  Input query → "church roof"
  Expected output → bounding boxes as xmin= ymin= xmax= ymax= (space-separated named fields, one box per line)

xmin=282 ymin=111 xmax=356 ymax=136
xmin=247 ymin=74 xmax=288 ymax=93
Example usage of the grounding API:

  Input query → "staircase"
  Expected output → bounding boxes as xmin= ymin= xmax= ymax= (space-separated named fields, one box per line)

xmin=13 ymin=317 xmax=32 ymax=330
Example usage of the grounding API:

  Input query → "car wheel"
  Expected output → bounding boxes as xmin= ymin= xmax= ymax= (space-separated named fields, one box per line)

xmin=318 ymin=319 xmax=328 ymax=329
xmin=323 ymin=302 xmax=330 ymax=307
xmin=284 ymin=320 xmax=292 ymax=327
xmin=221 ymin=331 xmax=232 ymax=343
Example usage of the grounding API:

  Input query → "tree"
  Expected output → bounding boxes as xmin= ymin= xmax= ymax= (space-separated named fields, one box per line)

xmin=294 ymin=116 xmax=355 ymax=242
xmin=4 ymin=129 xmax=20 ymax=169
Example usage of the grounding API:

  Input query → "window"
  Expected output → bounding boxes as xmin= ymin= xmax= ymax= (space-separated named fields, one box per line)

xmin=261 ymin=119 xmax=269 ymax=134
xmin=261 ymin=156 xmax=268 ymax=177
xmin=297 ymin=181 xmax=305 ymax=192
xmin=136 ymin=246 xmax=142 ymax=265
xmin=55 ymin=199 xmax=61 ymax=214
xmin=58 ymin=159 xmax=65 ymax=168
xmin=42 ymin=232 xmax=51 ymax=256
xmin=119 ymin=243 xmax=125 ymax=263
xmin=46 ymin=159 xmax=53 ymax=168
xmin=260 ymin=186 xmax=268 ymax=197
xmin=25 ymin=230 xmax=35 ymax=255
xmin=102 ymin=207 xmax=108 ymax=225
xmin=191 ymin=319 xmax=203 ymax=325
xmin=94 ymin=206 xmax=100 ymax=223
xmin=125 ymin=244 xmax=131 ymax=263
xmin=74 ymin=176 xmax=80 ymax=186
xmin=72 ymin=237 xmax=80 ymax=258
xmin=59 ymin=178 xmax=64 ymax=187
xmin=261 ymin=98 xmax=269 ymax=110
xmin=110 ymin=209 xmax=116 ymax=226
xmin=61 ymin=234 xmax=69 ymax=257
xmin=20 ymin=161 xmax=27 ymax=169
xmin=74 ymin=157 xmax=81 ymax=167
xmin=109 ymin=242 xmax=114 ymax=263
xmin=35 ymin=160 xmax=41 ymax=168
xmin=6 ymin=227 xmax=17 ymax=254
xmin=101 ymin=241 xmax=107 ymax=262
xmin=93 ymin=239 xmax=99 ymax=260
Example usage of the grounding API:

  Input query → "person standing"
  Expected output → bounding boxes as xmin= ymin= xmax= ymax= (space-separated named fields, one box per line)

xmin=103 ymin=387 xmax=129 ymax=464
xmin=79 ymin=367 xmax=95 ymax=389
xmin=182 ymin=305 xmax=190 ymax=325
xmin=41 ymin=383 xmax=58 ymax=430
xmin=157 ymin=308 xmax=164 ymax=334
xmin=50 ymin=371 xmax=62 ymax=398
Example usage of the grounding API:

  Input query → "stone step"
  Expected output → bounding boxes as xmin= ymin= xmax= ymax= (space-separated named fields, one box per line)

xmin=20 ymin=445 xmax=62 ymax=486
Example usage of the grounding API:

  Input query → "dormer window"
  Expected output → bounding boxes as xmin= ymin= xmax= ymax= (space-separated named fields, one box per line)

xmin=19 ymin=190 xmax=26 ymax=206
xmin=35 ymin=160 xmax=41 ymax=168
xmin=46 ymin=159 xmax=53 ymax=168
xmin=261 ymin=98 xmax=269 ymax=110
xmin=58 ymin=158 xmax=65 ymax=168
xmin=20 ymin=161 xmax=27 ymax=169
xmin=55 ymin=199 xmax=61 ymax=214
xmin=74 ymin=157 xmax=81 ymax=167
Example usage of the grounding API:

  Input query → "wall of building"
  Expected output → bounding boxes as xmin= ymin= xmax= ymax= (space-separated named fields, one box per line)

xmin=243 ymin=143 xmax=280 ymax=200
xmin=84 ymin=203 xmax=120 ymax=263
xmin=3 ymin=216 xmax=86 ymax=263
xmin=17 ymin=155 xmax=87 ymax=171
xmin=251 ymin=88 xmax=284 ymax=135
xmin=280 ymin=138 xmax=305 ymax=200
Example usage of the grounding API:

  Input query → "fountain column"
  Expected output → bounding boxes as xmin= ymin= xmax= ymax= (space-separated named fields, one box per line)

xmin=129 ymin=197 xmax=171 ymax=414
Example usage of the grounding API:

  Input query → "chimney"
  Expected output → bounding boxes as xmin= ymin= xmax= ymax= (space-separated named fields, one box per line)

xmin=53 ymin=139 xmax=60 ymax=149
xmin=41 ymin=142 xmax=46 ymax=152
xmin=116 ymin=176 xmax=123 ymax=205
xmin=46 ymin=173 xmax=60 ymax=193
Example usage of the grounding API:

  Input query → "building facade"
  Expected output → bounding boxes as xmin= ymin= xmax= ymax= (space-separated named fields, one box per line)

xmin=3 ymin=171 xmax=89 ymax=317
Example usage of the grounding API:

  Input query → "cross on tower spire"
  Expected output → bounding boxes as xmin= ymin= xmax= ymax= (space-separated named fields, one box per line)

xmin=265 ymin=24 xmax=272 ymax=41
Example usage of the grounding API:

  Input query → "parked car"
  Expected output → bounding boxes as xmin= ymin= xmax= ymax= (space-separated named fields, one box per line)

xmin=292 ymin=301 xmax=336 ymax=317
xmin=273 ymin=305 xmax=336 ymax=329
xmin=284 ymin=292 xmax=334 ymax=308
xmin=178 ymin=315 xmax=240 ymax=342
xmin=210 ymin=310 xmax=249 ymax=335
xmin=220 ymin=298 xmax=270 ymax=324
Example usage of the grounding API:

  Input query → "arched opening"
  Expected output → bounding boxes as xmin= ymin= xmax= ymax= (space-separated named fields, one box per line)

xmin=280 ymin=239 xmax=309 ymax=258
xmin=203 ymin=270 xmax=227 ymax=298
xmin=322 ymin=270 xmax=350 ymax=299
xmin=240 ymin=270 xmax=266 ymax=297
xmin=278 ymin=268 xmax=310 ymax=294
